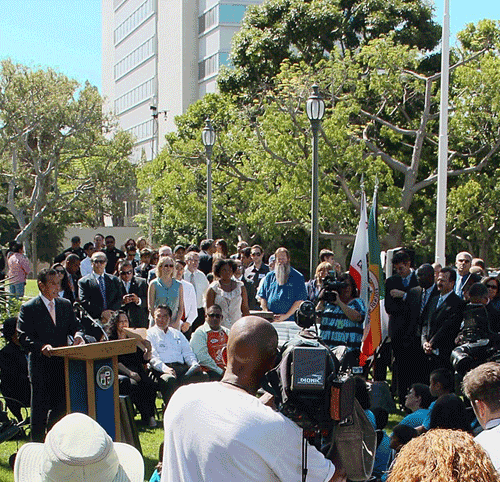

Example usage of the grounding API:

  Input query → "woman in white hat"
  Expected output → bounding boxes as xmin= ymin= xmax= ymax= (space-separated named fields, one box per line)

xmin=14 ymin=412 xmax=144 ymax=482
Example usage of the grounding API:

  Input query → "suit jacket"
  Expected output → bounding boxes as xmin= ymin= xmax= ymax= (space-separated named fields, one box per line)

xmin=455 ymin=271 xmax=482 ymax=299
xmin=17 ymin=295 xmax=82 ymax=379
xmin=422 ymin=291 xmax=464 ymax=361
xmin=198 ymin=251 xmax=212 ymax=276
xmin=78 ymin=272 xmax=122 ymax=320
xmin=385 ymin=271 xmax=418 ymax=339
xmin=120 ymin=276 xmax=148 ymax=328
xmin=403 ymin=285 xmax=439 ymax=347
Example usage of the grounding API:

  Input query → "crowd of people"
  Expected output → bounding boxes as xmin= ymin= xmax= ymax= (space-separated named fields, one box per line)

xmin=5 ymin=234 xmax=500 ymax=481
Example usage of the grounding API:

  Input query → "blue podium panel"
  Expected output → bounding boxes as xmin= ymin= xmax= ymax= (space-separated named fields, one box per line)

xmin=68 ymin=359 xmax=88 ymax=413
xmin=94 ymin=358 xmax=117 ymax=440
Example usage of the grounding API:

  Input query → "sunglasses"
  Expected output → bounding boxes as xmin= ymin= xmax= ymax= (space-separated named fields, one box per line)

xmin=487 ymin=284 xmax=498 ymax=289
xmin=120 ymin=271 xmax=133 ymax=275
xmin=55 ymin=269 xmax=65 ymax=274
xmin=251 ymin=252 xmax=262 ymax=256
xmin=162 ymin=264 xmax=174 ymax=268
xmin=93 ymin=259 xmax=106 ymax=264
xmin=208 ymin=313 xmax=222 ymax=319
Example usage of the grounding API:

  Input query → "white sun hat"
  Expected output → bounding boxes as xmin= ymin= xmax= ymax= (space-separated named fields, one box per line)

xmin=14 ymin=412 xmax=144 ymax=482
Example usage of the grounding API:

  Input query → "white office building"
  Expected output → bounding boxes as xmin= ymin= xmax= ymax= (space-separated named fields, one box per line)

xmin=102 ymin=0 xmax=262 ymax=163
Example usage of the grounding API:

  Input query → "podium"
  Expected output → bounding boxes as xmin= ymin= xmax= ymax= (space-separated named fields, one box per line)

xmin=53 ymin=339 xmax=137 ymax=441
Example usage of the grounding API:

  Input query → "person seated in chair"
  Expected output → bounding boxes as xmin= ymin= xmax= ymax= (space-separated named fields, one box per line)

xmin=0 ymin=317 xmax=30 ymax=422
xmin=147 ymin=305 xmax=208 ymax=407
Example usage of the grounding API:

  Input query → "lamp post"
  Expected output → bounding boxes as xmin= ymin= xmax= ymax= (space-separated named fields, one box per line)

xmin=202 ymin=118 xmax=216 ymax=239
xmin=306 ymin=84 xmax=325 ymax=279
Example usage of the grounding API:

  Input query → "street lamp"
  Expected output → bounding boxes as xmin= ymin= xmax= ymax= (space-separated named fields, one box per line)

xmin=306 ymin=84 xmax=325 ymax=280
xmin=202 ymin=118 xmax=216 ymax=239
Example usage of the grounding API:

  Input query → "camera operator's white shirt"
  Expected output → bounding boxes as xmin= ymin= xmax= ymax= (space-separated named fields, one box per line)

xmin=161 ymin=382 xmax=335 ymax=482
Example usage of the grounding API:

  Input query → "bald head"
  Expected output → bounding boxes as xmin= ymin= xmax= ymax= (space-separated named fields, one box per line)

xmin=227 ymin=316 xmax=278 ymax=368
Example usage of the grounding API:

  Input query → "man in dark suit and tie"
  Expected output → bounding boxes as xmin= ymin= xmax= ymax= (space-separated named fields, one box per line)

xmin=401 ymin=264 xmax=440 ymax=392
xmin=454 ymin=251 xmax=481 ymax=299
xmin=422 ymin=266 xmax=464 ymax=374
xmin=17 ymin=268 xmax=84 ymax=442
xmin=117 ymin=259 xmax=148 ymax=328
xmin=383 ymin=250 xmax=418 ymax=401
xmin=78 ymin=252 xmax=122 ymax=322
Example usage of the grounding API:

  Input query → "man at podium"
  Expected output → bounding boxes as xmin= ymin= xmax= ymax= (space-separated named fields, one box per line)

xmin=17 ymin=268 xmax=85 ymax=442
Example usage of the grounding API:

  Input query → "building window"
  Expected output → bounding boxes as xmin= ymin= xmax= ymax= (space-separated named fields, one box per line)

xmin=126 ymin=119 xmax=154 ymax=142
xmin=114 ymin=77 xmax=155 ymax=115
xmin=219 ymin=4 xmax=246 ymax=24
xmin=198 ymin=6 xmax=217 ymax=34
xmin=114 ymin=36 xmax=155 ymax=80
xmin=114 ymin=0 xmax=155 ymax=45
xmin=199 ymin=53 xmax=230 ymax=80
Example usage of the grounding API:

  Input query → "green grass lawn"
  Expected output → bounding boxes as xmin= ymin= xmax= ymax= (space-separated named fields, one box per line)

xmin=0 ymin=402 xmax=165 ymax=482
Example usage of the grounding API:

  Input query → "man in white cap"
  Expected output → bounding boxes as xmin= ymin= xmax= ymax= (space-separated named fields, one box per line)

xmin=14 ymin=412 xmax=144 ymax=482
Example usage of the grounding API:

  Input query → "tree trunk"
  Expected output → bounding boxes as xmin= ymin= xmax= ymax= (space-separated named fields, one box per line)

xmin=31 ymin=230 xmax=37 ymax=278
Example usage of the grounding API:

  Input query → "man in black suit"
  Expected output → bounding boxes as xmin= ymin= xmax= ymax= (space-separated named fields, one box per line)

xmin=78 ymin=251 xmax=122 ymax=321
xmin=382 ymin=250 xmax=418 ymax=395
xmin=117 ymin=259 xmax=148 ymax=328
xmin=198 ymin=239 xmax=215 ymax=276
xmin=422 ymin=267 xmax=464 ymax=374
xmin=62 ymin=235 xmax=85 ymax=260
xmin=400 ymin=264 xmax=440 ymax=394
xmin=454 ymin=251 xmax=481 ymax=299
xmin=103 ymin=235 xmax=125 ymax=274
xmin=17 ymin=268 xmax=84 ymax=442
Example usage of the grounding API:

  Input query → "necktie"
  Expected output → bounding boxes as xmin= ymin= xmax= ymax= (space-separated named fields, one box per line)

xmin=48 ymin=300 xmax=56 ymax=324
xmin=403 ymin=276 xmax=409 ymax=288
xmin=436 ymin=296 xmax=444 ymax=309
xmin=99 ymin=276 xmax=107 ymax=310
xmin=420 ymin=289 xmax=427 ymax=314
xmin=190 ymin=272 xmax=196 ymax=294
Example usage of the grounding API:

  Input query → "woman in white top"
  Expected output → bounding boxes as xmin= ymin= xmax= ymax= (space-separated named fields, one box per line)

xmin=206 ymin=258 xmax=250 ymax=329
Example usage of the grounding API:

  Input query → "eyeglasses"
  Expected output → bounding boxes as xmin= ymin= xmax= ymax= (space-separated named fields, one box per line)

xmin=208 ymin=313 xmax=222 ymax=319
xmin=93 ymin=259 xmax=106 ymax=264
xmin=163 ymin=264 xmax=174 ymax=268
xmin=487 ymin=284 xmax=498 ymax=290
xmin=55 ymin=269 xmax=65 ymax=274
xmin=120 ymin=271 xmax=133 ymax=275
xmin=251 ymin=252 xmax=262 ymax=256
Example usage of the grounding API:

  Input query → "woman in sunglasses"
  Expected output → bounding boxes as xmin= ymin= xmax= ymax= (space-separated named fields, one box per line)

xmin=482 ymin=276 xmax=500 ymax=311
xmin=148 ymin=256 xmax=184 ymax=330
xmin=51 ymin=262 xmax=75 ymax=304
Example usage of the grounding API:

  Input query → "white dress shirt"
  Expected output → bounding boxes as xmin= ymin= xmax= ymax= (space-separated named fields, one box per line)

xmin=180 ymin=279 xmax=197 ymax=325
xmin=183 ymin=269 xmax=209 ymax=309
xmin=147 ymin=325 xmax=198 ymax=373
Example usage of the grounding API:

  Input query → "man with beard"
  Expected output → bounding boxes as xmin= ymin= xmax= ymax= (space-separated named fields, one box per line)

xmin=257 ymin=247 xmax=307 ymax=322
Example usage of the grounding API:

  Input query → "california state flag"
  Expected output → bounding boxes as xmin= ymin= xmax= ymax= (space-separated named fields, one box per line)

xmin=349 ymin=191 xmax=369 ymax=318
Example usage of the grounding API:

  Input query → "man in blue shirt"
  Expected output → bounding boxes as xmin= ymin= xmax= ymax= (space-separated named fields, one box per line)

xmin=257 ymin=247 xmax=307 ymax=321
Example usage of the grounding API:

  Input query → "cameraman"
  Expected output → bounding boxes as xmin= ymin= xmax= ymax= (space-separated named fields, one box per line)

xmin=161 ymin=316 xmax=346 ymax=482
xmin=317 ymin=273 xmax=366 ymax=368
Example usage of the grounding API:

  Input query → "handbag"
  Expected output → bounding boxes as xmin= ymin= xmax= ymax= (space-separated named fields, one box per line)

xmin=328 ymin=399 xmax=376 ymax=481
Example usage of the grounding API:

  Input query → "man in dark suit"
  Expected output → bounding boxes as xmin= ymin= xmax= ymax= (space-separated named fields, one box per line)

xmin=78 ymin=251 xmax=122 ymax=321
xmin=17 ymin=268 xmax=84 ymax=442
xmin=103 ymin=235 xmax=125 ymax=274
xmin=400 ymin=264 xmax=440 ymax=394
xmin=422 ymin=267 xmax=464 ymax=374
xmin=198 ymin=239 xmax=215 ymax=276
xmin=454 ymin=251 xmax=481 ymax=299
xmin=117 ymin=259 xmax=148 ymax=328
xmin=382 ymin=250 xmax=418 ymax=396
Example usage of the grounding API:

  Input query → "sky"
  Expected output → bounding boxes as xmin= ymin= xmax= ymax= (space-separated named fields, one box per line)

xmin=0 ymin=0 xmax=498 ymax=93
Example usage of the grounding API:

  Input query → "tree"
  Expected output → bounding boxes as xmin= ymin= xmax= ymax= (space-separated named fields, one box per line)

xmin=0 ymin=60 xmax=135 ymax=262
xmin=218 ymin=0 xmax=441 ymax=96
xmin=140 ymin=20 xmax=500 ymax=266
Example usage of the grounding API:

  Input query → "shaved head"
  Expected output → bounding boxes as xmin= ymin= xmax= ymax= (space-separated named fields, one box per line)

xmin=228 ymin=316 xmax=278 ymax=364
xmin=223 ymin=316 xmax=278 ymax=394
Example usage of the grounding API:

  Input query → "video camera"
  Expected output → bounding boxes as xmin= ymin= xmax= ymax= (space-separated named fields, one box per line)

xmin=264 ymin=301 xmax=375 ymax=481
xmin=320 ymin=271 xmax=348 ymax=303
xmin=450 ymin=303 xmax=499 ymax=374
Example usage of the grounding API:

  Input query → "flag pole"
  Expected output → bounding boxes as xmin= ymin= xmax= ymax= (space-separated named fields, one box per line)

xmin=435 ymin=0 xmax=450 ymax=265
